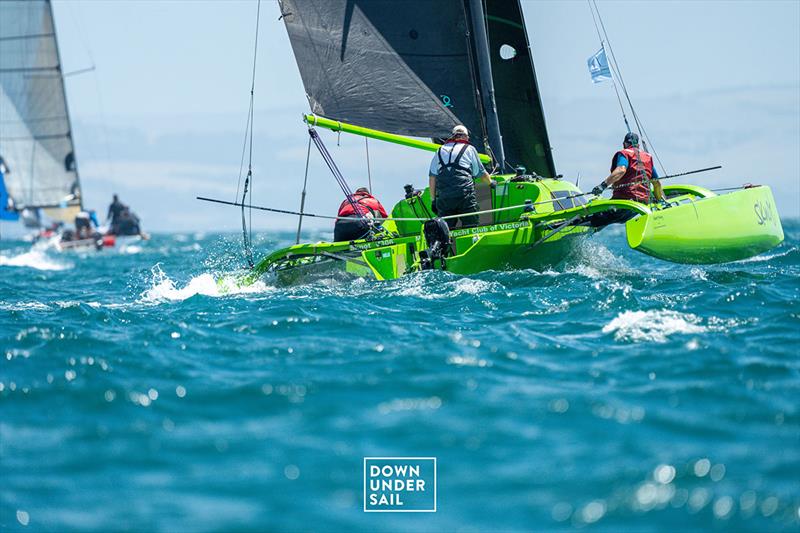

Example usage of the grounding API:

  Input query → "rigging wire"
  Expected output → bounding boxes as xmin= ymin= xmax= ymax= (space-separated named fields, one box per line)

xmin=308 ymin=128 xmax=367 ymax=223
xmin=586 ymin=1 xmax=630 ymax=133
xmin=589 ymin=0 xmax=668 ymax=176
xmin=200 ymin=164 xmax=724 ymax=224
xmin=587 ymin=0 xmax=650 ymax=202
xmin=234 ymin=98 xmax=252 ymax=203
xmin=365 ymin=137 xmax=372 ymax=194
xmin=239 ymin=0 xmax=262 ymax=268
xmin=64 ymin=1 xmax=115 ymax=187
xmin=295 ymin=136 xmax=312 ymax=244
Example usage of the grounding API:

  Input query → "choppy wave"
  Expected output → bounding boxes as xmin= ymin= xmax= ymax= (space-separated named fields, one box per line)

xmin=138 ymin=265 xmax=270 ymax=303
xmin=603 ymin=309 xmax=708 ymax=342
xmin=0 ymin=249 xmax=71 ymax=270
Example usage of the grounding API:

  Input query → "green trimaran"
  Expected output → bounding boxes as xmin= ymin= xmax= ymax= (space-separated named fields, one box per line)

xmin=206 ymin=0 xmax=784 ymax=285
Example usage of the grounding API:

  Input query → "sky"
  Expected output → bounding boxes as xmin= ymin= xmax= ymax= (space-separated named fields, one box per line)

xmin=5 ymin=0 xmax=799 ymax=234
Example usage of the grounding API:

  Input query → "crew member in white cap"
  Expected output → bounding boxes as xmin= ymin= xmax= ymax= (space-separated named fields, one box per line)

xmin=428 ymin=125 xmax=492 ymax=229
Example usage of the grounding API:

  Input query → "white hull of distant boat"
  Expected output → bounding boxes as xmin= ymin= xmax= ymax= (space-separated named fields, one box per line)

xmin=35 ymin=232 xmax=148 ymax=253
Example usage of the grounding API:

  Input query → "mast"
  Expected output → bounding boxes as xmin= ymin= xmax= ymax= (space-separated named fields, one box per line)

xmin=48 ymin=0 xmax=83 ymax=210
xmin=467 ymin=0 xmax=505 ymax=169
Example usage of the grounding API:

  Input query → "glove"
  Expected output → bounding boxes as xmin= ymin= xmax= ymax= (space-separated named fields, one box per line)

xmin=591 ymin=182 xmax=607 ymax=196
xmin=490 ymin=179 xmax=497 ymax=190
xmin=430 ymin=199 xmax=438 ymax=215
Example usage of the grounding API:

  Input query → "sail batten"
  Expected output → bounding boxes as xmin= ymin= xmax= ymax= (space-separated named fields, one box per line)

xmin=0 ymin=0 xmax=81 ymax=211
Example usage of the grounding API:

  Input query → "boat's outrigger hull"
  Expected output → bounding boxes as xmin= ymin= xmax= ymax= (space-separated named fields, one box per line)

xmin=626 ymin=184 xmax=784 ymax=264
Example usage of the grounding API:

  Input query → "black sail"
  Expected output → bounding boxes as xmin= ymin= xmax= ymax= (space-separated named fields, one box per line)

xmin=279 ymin=0 xmax=486 ymax=143
xmin=485 ymin=0 xmax=556 ymax=177
xmin=280 ymin=0 xmax=556 ymax=176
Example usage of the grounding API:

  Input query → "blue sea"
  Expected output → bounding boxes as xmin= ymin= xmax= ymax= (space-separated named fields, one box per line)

xmin=1 ymin=221 xmax=798 ymax=532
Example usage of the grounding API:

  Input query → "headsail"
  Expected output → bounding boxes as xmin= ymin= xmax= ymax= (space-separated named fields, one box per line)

xmin=0 ymin=0 xmax=81 ymax=212
xmin=279 ymin=0 xmax=486 ymax=145
xmin=485 ymin=1 xmax=556 ymax=177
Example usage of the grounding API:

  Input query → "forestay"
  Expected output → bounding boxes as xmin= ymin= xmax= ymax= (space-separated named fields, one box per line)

xmin=0 ymin=0 xmax=81 ymax=210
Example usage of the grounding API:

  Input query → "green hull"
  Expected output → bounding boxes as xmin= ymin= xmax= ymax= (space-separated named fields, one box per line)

xmin=245 ymin=176 xmax=594 ymax=284
xmin=240 ymin=179 xmax=785 ymax=286
xmin=626 ymin=185 xmax=784 ymax=264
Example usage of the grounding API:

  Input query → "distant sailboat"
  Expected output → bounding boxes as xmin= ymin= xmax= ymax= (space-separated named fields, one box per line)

xmin=1 ymin=0 xmax=147 ymax=250
xmin=0 ymin=0 xmax=83 ymax=230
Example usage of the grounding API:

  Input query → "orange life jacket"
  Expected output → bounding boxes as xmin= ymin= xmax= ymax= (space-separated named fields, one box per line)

xmin=610 ymin=147 xmax=653 ymax=203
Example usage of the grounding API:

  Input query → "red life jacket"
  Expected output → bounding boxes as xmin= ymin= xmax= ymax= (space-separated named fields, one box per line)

xmin=337 ymin=191 xmax=388 ymax=219
xmin=610 ymin=147 xmax=653 ymax=203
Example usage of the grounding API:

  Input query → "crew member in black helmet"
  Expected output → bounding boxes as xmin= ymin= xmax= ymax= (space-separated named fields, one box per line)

xmin=428 ymin=125 xmax=492 ymax=229
xmin=587 ymin=132 xmax=664 ymax=227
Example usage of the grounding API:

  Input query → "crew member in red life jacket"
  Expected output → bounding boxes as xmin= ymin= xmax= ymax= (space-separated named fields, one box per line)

xmin=334 ymin=187 xmax=388 ymax=242
xmin=587 ymin=132 xmax=665 ymax=226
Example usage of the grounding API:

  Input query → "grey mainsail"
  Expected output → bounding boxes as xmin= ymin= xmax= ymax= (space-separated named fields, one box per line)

xmin=279 ymin=0 xmax=556 ymax=176
xmin=0 ymin=0 xmax=81 ymax=217
xmin=279 ymin=0 xmax=486 ymax=145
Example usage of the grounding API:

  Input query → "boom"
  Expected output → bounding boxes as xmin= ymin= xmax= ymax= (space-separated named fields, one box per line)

xmin=303 ymin=115 xmax=492 ymax=165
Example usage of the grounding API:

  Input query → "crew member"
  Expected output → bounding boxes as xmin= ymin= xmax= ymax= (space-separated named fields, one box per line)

xmin=74 ymin=209 xmax=98 ymax=239
xmin=429 ymin=125 xmax=492 ymax=229
xmin=334 ymin=187 xmax=388 ymax=242
xmin=115 ymin=207 xmax=142 ymax=236
xmin=107 ymin=194 xmax=126 ymax=231
xmin=589 ymin=132 xmax=664 ymax=226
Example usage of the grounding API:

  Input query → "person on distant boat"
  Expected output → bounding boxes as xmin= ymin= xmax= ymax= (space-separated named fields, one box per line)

xmin=334 ymin=187 xmax=388 ymax=242
xmin=74 ymin=209 xmax=99 ymax=239
xmin=429 ymin=125 xmax=492 ymax=229
xmin=588 ymin=132 xmax=665 ymax=226
xmin=106 ymin=194 xmax=126 ymax=230
xmin=115 ymin=207 xmax=142 ymax=236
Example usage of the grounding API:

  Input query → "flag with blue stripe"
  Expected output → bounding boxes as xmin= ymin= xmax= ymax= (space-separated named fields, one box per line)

xmin=587 ymin=47 xmax=612 ymax=84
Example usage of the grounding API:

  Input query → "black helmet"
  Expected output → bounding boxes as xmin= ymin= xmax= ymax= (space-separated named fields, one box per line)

xmin=623 ymin=132 xmax=639 ymax=147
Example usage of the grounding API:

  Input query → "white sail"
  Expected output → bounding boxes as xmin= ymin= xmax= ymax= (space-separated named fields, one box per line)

xmin=0 ymin=0 xmax=81 ymax=211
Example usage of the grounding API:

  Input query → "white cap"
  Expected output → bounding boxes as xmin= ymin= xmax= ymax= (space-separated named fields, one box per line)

xmin=452 ymin=124 xmax=469 ymax=136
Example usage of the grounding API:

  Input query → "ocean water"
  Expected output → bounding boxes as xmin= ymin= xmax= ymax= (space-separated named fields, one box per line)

xmin=1 ymin=222 xmax=798 ymax=532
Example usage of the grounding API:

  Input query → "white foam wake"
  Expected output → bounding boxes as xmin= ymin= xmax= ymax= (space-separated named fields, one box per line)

xmin=0 ymin=249 xmax=71 ymax=271
xmin=734 ymin=247 xmax=794 ymax=264
xmin=396 ymin=276 xmax=501 ymax=299
xmin=139 ymin=265 xmax=269 ymax=303
xmin=603 ymin=309 xmax=707 ymax=343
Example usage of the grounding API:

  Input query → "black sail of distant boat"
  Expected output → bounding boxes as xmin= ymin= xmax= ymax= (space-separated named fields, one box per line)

xmin=0 ymin=0 xmax=82 ymax=222
xmin=278 ymin=0 xmax=556 ymax=177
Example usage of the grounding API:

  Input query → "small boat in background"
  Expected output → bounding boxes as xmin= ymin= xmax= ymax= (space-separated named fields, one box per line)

xmin=0 ymin=0 xmax=148 ymax=253
xmin=0 ymin=0 xmax=85 ymax=239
